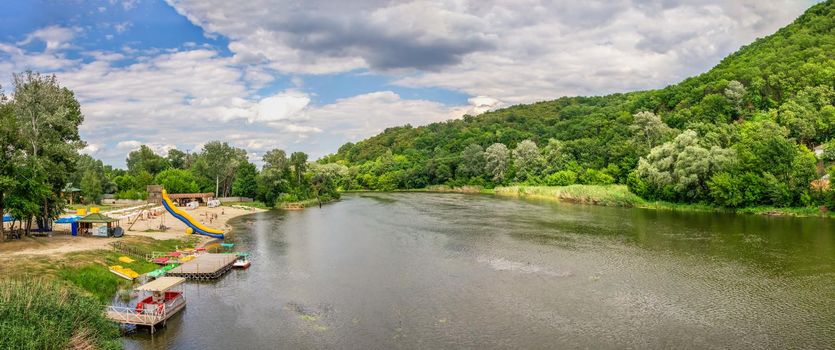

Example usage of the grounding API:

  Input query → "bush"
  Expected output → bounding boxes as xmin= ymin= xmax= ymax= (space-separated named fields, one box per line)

xmin=0 ymin=279 xmax=121 ymax=349
xmin=545 ymin=170 xmax=577 ymax=186
xmin=579 ymin=168 xmax=615 ymax=185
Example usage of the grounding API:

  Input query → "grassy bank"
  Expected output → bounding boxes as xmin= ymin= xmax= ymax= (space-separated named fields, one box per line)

xmin=494 ymin=185 xmax=646 ymax=207
xmin=1 ymin=236 xmax=199 ymax=302
xmin=0 ymin=279 xmax=121 ymax=349
xmin=490 ymin=184 xmax=834 ymax=218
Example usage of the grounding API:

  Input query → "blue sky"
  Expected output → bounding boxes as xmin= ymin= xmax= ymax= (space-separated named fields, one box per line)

xmin=0 ymin=0 xmax=818 ymax=167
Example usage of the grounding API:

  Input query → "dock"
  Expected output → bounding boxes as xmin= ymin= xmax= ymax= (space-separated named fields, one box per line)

xmin=166 ymin=253 xmax=237 ymax=279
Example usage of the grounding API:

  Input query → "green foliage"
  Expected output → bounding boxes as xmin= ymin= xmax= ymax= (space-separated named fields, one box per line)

xmin=126 ymin=145 xmax=170 ymax=175
xmin=0 ymin=279 xmax=121 ymax=350
xmin=80 ymin=170 xmax=102 ymax=204
xmin=154 ymin=168 xmax=199 ymax=194
xmin=316 ymin=1 xmax=835 ymax=210
xmin=545 ymin=170 xmax=577 ymax=186
xmin=232 ymin=161 xmax=258 ymax=198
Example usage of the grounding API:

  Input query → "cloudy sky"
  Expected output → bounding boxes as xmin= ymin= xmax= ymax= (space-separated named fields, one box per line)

xmin=0 ymin=0 xmax=819 ymax=167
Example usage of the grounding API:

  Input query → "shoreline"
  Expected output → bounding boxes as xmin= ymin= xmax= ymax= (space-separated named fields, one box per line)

xmin=0 ymin=203 xmax=265 ymax=258
xmin=352 ymin=185 xmax=835 ymax=219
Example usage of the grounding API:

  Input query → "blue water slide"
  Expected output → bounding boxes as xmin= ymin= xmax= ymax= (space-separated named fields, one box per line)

xmin=160 ymin=198 xmax=225 ymax=239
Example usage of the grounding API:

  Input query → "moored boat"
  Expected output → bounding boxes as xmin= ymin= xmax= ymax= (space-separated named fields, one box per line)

xmin=233 ymin=252 xmax=251 ymax=269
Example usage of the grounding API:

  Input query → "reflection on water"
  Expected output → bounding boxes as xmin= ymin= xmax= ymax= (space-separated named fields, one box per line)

xmin=125 ymin=193 xmax=835 ymax=349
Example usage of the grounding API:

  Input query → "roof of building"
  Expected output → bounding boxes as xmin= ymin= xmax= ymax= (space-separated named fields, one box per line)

xmin=167 ymin=192 xmax=215 ymax=199
xmin=135 ymin=276 xmax=186 ymax=292
xmin=77 ymin=213 xmax=119 ymax=223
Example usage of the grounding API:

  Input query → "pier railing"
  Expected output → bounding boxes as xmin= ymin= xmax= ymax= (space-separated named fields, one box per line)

xmin=104 ymin=305 xmax=164 ymax=325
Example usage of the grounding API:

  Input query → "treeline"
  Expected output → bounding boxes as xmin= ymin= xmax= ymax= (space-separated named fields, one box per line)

xmin=319 ymin=0 xmax=835 ymax=209
xmin=77 ymin=142 xmax=345 ymax=208
xmin=1 ymin=72 xmax=343 ymax=237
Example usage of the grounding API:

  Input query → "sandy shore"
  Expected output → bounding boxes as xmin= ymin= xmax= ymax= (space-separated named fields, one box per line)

xmin=0 ymin=205 xmax=264 ymax=258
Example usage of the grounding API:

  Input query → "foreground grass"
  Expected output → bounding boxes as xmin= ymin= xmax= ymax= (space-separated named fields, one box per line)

xmin=0 ymin=279 xmax=121 ymax=350
xmin=495 ymin=185 xmax=646 ymax=207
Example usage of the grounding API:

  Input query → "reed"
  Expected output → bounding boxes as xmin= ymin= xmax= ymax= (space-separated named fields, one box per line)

xmin=494 ymin=185 xmax=646 ymax=207
xmin=0 ymin=279 xmax=121 ymax=349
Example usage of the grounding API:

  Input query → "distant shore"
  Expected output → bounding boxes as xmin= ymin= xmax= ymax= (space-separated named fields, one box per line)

xmin=394 ymin=184 xmax=835 ymax=219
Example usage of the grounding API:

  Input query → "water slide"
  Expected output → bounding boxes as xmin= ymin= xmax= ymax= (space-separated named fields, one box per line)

xmin=160 ymin=189 xmax=225 ymax=239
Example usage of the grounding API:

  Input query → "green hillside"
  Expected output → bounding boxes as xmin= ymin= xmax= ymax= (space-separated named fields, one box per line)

xmin=323 ymin=0 xmax=835 ymax=209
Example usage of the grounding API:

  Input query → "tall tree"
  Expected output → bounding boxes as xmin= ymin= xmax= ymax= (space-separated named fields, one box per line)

xmin=512 ymin=139 xmax=542 ymax=182
xmin=0 ymin=89 xmax=19 ymax=237
xmin=484 ymin=143 xmax=510 ymax=184
xmin=80 ymin=170 xmax=102 ymax=204
xmin=12 ymin=71 xmax=84 ymax=233
xmin=126 ymin=145 xmax=170 ymax=175
xmin=457 ymin=144 xmax=485 ymax=179
xmin=191 ymin=141 xmax=247 ymax=197
xmin=290 ymin=151 xmax=308 ymax=187
xmin=232 ymin=161 xmax=258 ymax=198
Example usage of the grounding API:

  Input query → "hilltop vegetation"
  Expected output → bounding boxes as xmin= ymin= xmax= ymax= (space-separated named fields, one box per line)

xmin=321 ymin=1 xmax=835 ymax=209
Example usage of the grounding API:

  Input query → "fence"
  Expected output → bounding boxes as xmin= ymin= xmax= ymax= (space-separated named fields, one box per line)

xmin=217 ymin=197 xmax=253 ymax=203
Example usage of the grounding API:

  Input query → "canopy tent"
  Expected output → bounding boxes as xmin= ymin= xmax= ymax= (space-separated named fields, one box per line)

xmin=2 ymin=214 xmax=12 ymax=223
xmin=77 ymin=213 xmax=119 ymax=223
xmin=135 ymin=276 xmax=185 ymax=292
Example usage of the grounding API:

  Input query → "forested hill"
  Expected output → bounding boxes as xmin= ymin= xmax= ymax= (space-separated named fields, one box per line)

xmin=321 ymin=0 xmax=835 ymax=209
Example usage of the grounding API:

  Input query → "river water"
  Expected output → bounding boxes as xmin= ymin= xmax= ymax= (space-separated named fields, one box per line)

xmin=124 ymin=193 xmax=835 ymax=349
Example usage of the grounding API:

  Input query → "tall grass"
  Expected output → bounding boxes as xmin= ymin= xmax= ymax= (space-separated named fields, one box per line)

xmin=494 ymin=185 xmax=646 ymax=207
xmin=0 ymin=279 xmax=121 ymax=350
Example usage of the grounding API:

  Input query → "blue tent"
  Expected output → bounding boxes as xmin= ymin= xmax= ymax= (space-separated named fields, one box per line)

xmin=2 ymin=214 xmax=12 ymax=223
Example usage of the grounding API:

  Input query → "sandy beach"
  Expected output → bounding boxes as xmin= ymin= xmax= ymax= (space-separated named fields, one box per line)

xmin=0 ymin=205 xmax=264 ymax=258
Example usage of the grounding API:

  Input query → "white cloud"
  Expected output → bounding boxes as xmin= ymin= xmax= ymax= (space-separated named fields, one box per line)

xmin=17 ymin=25 xmax=79 ymax=51
xmin=167 ymin=0 xmax=812 ymax=104
xmin=251 ymin=91 xmax=309 ymax=122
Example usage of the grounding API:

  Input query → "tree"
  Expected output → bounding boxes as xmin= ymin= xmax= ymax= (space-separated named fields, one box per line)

xmin=0 ymin=90 xmax=19 ymax=237
xmin=541 ymin=139 xmax=569 ymax=174
xmin=154 ymin=169 xmax=199 ymax=194
xmin=80 ymin=170 xmax=102 ymax=204
xmin=630 ymin=111 xmax=673 ymax=149
xmin=484 ymin=143 xmax=510 ymax=184
xmin=290 ymin=151 xmax=308 ymax=187
xmin=457 ymin=144 xmax=485 ymax=179
xmin=167 ymin=149 xmax=191 ymax=169
xmin=12 ymin=71 xmax=84 ymax=233
xmin=191 ymin=141 xmax=247 ymax=197
xmin=724 ymin=80 xmax=747 ymax=118
xmin=512 ymin=139 xmax=542 ymax=182
xmin=636 ymin=130 xmax=735 ymax=201
xmin=126 ymin=145 xmax=170 ymax=175
xmin=232 ymin=161 xmax=258 ymax=198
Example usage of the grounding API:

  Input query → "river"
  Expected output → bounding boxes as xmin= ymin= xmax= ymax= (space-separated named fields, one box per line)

xmin=124 ymin=193 xmax=835 ymax=349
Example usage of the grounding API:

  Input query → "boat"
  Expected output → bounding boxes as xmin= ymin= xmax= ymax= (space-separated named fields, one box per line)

xmin=104 ymin=277 xmax=187 ymax=334
xmin=233 ymin=252 xmax=251 ymax=269
xmin=109 ymin=265 xmax=140 ymax=280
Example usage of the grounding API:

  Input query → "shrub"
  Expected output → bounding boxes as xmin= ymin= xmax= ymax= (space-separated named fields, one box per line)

xmin=545 ymin=170 xmax=577 ymax=186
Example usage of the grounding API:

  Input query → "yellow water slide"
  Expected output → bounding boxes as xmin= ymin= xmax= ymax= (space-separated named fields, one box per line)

xmin=160 ymin=189 xmax=224 ymax=239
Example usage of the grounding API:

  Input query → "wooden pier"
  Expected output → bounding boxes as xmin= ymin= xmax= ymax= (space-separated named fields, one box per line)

xmin=166 ymin=253 xmax=237 ymax=280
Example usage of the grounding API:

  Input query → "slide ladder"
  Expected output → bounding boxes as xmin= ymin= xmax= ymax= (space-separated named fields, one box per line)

xmin=160 ymin=190 xmax=225 ymax=239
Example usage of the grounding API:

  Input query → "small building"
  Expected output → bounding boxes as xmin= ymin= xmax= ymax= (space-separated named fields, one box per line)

xmin=77 ymin=213 xmax=121 ymax=237
xmin=166 ymin=192 xmax=216 ymax=206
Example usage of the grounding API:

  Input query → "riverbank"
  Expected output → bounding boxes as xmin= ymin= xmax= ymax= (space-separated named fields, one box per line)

xmin=0 ymin=202 xmax=265 ymax=347
xmin=414 ymin=184 xmax=834 ymax=218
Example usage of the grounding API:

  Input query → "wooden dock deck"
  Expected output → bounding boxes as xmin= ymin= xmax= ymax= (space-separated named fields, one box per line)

xmin=166 ymin=253 xmax=237 ymax=279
